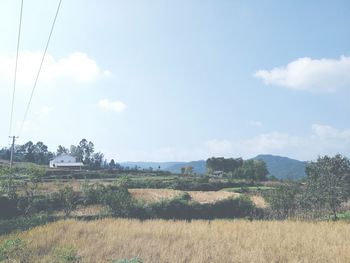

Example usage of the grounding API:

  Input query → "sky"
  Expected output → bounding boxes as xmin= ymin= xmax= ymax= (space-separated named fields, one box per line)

xmin=0 ymin=0 xmax=349 ymax=162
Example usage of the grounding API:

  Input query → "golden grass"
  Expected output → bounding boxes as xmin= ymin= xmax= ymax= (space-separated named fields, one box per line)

xmin=129 ymin=188 xmax=239 ymax=204
xmin=4 ymin=219 xmax=350 ymax=263
xmin=250 ymin=195 xmax=267 ymax=208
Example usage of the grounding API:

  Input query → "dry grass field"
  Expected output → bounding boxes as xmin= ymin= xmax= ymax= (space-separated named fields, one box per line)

xmin=3 ymin=219 xmax=350 ymax=263
xmin=129 ymin=188 xmax=239 ymax=204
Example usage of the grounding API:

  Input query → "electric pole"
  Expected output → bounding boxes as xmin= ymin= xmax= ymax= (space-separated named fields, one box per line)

xmin=9 ymin=136 xmax=18 ymax=169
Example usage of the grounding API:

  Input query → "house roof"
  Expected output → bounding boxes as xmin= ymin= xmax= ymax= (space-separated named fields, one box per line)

xmin=51 ymin=153 xmax=76 ymax=161
xmin=54 ymin=162 xmax=83 ymax=167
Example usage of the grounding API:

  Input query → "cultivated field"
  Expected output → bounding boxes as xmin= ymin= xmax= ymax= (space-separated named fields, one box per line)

xmin=129 ymin=188 xmax=240 ymax=204
xmin=3 ymin=219 xmax=350 ymax=263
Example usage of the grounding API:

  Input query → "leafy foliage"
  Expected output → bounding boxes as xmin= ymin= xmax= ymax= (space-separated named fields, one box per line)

xmin=0 ymin=238 xmax=31 ymax=262
xmin=206 ymin=157 xmax=243 ymax=173
xmin=303 ymin=154 xmax=350 ymax=219
xmin=263 ymin=183 xmax=300 ymax=219
xmin=57 ymin=186 xmax=78 ymax=217
xmin=102 ymin=185 xmax=136 ymax=217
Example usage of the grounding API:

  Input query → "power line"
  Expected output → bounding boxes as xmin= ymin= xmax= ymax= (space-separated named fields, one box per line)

xmin=8 ymin=0 xmax=24 ymax=137
xmin=18 ymin=0 xmax=62 ymax=137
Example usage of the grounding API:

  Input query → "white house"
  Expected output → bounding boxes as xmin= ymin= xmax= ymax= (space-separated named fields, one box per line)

xmin=49 ymin=154 xmax=83 ymax=169
xmin=211 ymin=171 xmax=224 ymax=177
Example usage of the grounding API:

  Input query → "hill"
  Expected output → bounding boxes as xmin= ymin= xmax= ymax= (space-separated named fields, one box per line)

xmin=120 ymin=161 xmax=206 ymax=174
xmin=121 ymin=155 xmax=308 ymax=179
xmin=252 ymin=154 xmax=307 ymax=180
xmin=165 ymin=160 xmax=206 ymax=174
xmin=120 ymin=161 xmax=180 ymax=171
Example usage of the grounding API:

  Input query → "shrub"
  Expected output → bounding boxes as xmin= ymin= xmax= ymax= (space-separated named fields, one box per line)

xmin=81 ymin=181 xmax=105 ymax=205
xmin=57 ymin=186 xmax=78 ymax=217
xmin=0 ymin=238 xmax=31 ymax=262
xmin=209 ymin=196 xmax=255 ymax=219
xmin=0 ymin=214 xmax=55 ymax=235
xmin=146 ymin=194 xmax=258 ymax=220
xmin=263 ymin=183 xmax=300 ymax=219
xmin=0 ymin=196 xmax=19 ymax=219
xmin=102 ymin=186 xmax=136 ymax=217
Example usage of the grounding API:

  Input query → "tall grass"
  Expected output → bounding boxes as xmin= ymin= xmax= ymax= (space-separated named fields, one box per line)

xmin=2 ymin=219 xmax=350 ymax=262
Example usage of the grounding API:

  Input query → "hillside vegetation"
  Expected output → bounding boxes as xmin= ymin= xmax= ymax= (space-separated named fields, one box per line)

xmin=2 ymin=219 xmax=350 ymax=263
xmin=122 ymin=155 xmax=308 ymax=180
xmin=253 ymin=154 xmax=307 ymax=180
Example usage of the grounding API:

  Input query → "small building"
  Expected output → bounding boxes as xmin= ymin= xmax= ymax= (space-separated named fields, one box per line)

xmin=211 ymin=171 xmax=224 ymax=177
xmin=49 ymin=154 xmax=83 ymax=169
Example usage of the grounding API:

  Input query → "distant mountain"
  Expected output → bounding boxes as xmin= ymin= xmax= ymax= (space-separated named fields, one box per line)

xmin=252 ymin=154 xmax=307 ymax=180
xmin=120 ymin=162 xmax=180 ymax=170
xmin=121 ymin=155 xmax=308 ymax=180
xmin=120 ymin=160 xmax=206 ymax=174
xmin=166 ymin=160 xmax=206 ymax=174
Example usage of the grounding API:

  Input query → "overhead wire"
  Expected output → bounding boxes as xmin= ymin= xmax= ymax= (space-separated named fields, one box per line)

xmin=18 ymin=0 xmax=63 ymax=137
xmin=8 ymin=0 xmax=24 ymax=137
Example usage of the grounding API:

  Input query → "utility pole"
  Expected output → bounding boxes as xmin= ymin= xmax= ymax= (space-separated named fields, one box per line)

xmin=9 ymin=136 xmax=18 ymax=169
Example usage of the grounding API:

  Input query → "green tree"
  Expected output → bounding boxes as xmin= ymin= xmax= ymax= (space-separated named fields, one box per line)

xmin=109 ymin=159 xmax=116 ymax=169
xmin=19 ymin=141 xmax=35 ymax=163
xmin=304 ymin=155 xmax=350 ymax=220
xmin=70 ymin=145 xmax=82 ymax=161
xmin=206 ymin=157 xmax=243 ymax=173
xmin=181 ymin=166 xmax=194 ymax=175
xmin=264 ymin=183 xmax=300 ymax=219
xmin=235 ymin=160 xmax=268 ymax=181
xmin=58 ymin=185 xmax=78 ymax=217
xmin=102 ymin=186 xmax=135 ymax=217
xmin=78 ymin=139 xmax=94 ymax=165
xmin=0 ymin=166 xmax=18 ymax=200
xmin=91 ymin=152 xmax=104 ymax=169
xmin=33 ymin=141 xmax=51 ymax=164
xmin=57 ymin=145 xmax=69 ymax=155
xmin=20 ymin=166 xmax=45 ymax=215
xmin=181 ymin=167 xmax=185 ymax=175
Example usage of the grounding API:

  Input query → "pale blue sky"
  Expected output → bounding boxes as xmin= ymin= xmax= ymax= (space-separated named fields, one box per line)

xmin=0 ymin=0 xmax=349 ymax=161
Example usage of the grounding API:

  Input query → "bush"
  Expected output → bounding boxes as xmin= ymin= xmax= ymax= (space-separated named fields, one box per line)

xmin=0 ymin=214 xmax=56 ymax=235
xmin=57 ymin=186 xmax=79 ymax=217
xmin=0 ymin=238 xmax=31 ymax=262
xmin=102 ymin=186 xmax=136 ymax=217
xmin=81 ymin=182 xmax=105 ymax=205
xmin=263 ymin=184 xmax=300 ymax=219
xmin=209 ymin=196 xmax=256 ymax=218
xmin=0 ymin=196 xmax=19 ymax=219
xmin=146 ymin=195 xmax=258 ymax=220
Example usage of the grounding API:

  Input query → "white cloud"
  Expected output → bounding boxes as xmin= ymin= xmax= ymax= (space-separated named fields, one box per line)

xmin=311 ymin=124 xmax=350 ymax=142
xmin=254 ymin=56 xmax=350 ymax=92
xmin=114 ymin=124 xmax=350 ymax=161
xmin=97 ymin=99 xmax=126 ymax=113
xmin=0 ymin=51 xmax=109 ymax=86
xmin=203 ymin=124 xmax=350 ymax=160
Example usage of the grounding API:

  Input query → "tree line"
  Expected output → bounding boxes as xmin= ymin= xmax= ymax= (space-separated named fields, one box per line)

xmin=0 ymin=139 xmax=109 ymax=169
xmin=206 ymin=157 xmax=269 ymax=181
xmin=265 ymin=154 xmax=350 ymax=220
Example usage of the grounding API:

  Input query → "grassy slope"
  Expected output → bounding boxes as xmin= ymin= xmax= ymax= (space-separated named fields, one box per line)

xmin=3 ymin=219 xmax=350 ymax=263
